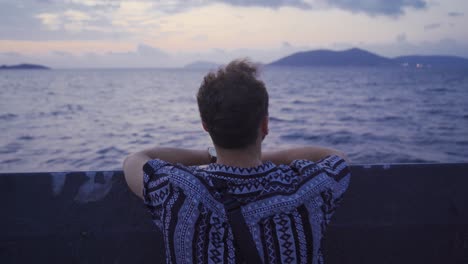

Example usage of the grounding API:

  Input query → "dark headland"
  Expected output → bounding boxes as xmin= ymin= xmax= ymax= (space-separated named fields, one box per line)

xmin=0 ymin=64 xmax=50 ymax=70
xmin=269 ymin=48 xmax=468 ymax=68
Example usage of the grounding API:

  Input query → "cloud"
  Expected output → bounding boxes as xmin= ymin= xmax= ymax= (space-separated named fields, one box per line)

xmin=65 ymin=0 xmax=118 ymax=7
xmin=218 ymin=0 xmax=310 ymax=9
xmin=36 ymin=9 xmax=94 ymax=32
xmin=78 ymin=43 xmax=172 ymax=68
xmin=0 ymin=41 xmax=307 ymax=68
xmin=51 ymin=50 xmax=74 ymax=56
xmin=0 ymin=52 xmax=29 ymax=65
xmin=64 ymin=10 xmax=92 ymax=21
xmin=36 ymin=13 xmax=62 ymax=30
xmin=194 ymin=0 xmax=429 ymax=15
xmin=396 ymin=33 xmax=407 ymax=43
xmin=0 ymin=0 xmax=433 ymax=43
xmin=61 ymin=0 xmax=310 ymax=13
xmin=282 ymin=41 xmax=292 ymax=48
xmin=3 ymin=38 xmax=468 ymax=69
xmin=3 ymin=43 xmax=172 ymax=68
xmin=320 ymin=0 xmax=427 ymax=16
xmin=0 ymin=2 xmax=49 ymax=37
xmin=110 ymin=1 xmax=160 ymax=30
xmin=136 ymin=44 xmax=169 ymax=58
xmin=0 ymin=1 xmax=115 ymax=39
xmin=192 ymin=34 xmax=208 ymax=41
xmin=448 ymin=11 xmax=464 ymax=17
xmin=424 ymin=23 xmax=441 ymax=30
xmin=161 ymin=0 xmax=428 ymax=16
xmin=361 ymin=38 xmax=468 ymax=58
xmin=0 ymin=52 xmax=22 ymax=58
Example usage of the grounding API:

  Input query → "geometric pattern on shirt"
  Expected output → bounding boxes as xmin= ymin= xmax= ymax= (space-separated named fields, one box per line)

xmin=143 ymin=155 xmax=351 ymax=264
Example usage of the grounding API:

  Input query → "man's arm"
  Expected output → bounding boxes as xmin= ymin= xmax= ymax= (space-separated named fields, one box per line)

xmin=262 ymin=146 xmax=348 ymax=165
xmin=123 ymin=147 xmax=210 ymax=199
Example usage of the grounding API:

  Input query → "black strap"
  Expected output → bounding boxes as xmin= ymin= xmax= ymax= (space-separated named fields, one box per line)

xmin=212 ymin=179 xmax=263 ymax=264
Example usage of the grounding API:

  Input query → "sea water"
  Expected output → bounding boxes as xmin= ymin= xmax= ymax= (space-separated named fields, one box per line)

xmin=0 ymin=67 xmax=467 ymax=172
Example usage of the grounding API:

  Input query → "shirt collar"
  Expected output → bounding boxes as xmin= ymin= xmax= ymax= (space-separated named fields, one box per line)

xmin=206 ymin=161 xmax=276 ymax=175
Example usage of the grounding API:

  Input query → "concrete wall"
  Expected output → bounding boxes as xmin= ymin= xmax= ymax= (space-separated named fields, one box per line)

xmin=0 ymin=163 xmax=467 ymax=263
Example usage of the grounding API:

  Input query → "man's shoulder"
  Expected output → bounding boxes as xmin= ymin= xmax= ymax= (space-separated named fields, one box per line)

xmin=288 ymin=155 xmax=349 ymax=180
xmin=144 ymin=158 xmax=195 ymax=173
xmin=143 ymin=159 xmax=214 ymax=193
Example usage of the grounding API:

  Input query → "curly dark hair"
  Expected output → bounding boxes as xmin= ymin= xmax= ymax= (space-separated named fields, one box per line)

xmin=197 ymin=59 xmax=269 ymax=149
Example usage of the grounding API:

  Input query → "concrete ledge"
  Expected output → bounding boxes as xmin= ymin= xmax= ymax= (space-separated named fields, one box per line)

xmin=1 ymin=164 xmax=467 ymax=263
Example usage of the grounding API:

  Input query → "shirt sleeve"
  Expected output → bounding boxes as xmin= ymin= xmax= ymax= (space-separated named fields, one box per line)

xmin=142 ymin=159 xmax=172 ymax=231
xmin=291 ymin=155 xmax=351 ymax=210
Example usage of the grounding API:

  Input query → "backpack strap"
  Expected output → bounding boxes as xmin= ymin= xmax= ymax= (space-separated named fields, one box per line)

xmin=212 ymin=178 xmax=263 ymax=264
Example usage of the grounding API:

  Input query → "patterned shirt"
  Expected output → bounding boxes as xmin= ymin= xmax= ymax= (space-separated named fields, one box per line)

xmin=142 ymin=155 xmax=351 ymax=264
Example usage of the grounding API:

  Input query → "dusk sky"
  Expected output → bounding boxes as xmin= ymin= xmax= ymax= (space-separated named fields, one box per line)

xmin=1 ymin=0 xmax=467 ymax=68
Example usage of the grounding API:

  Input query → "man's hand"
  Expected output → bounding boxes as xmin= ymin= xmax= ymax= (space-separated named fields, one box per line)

xmin=123 ymin=147 xmax=211 ymax=199
xmin=262 ymin=146 xmax=348 ymax=165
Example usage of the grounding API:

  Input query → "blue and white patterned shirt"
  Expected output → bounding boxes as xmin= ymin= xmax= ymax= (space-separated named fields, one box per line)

xmin=143 ymin=155 xmax=351 ymax=264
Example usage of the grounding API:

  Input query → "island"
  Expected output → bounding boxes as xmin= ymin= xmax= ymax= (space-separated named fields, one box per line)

xmin=393 ymin=55 xmax=468 ymax=68
xmin=0 ymin=64 xmax=50 ymax=70
xmin=269 ymin=48 xmax=393 ymax=67
xmin=268 ymin=48 xmax=468 ymax=68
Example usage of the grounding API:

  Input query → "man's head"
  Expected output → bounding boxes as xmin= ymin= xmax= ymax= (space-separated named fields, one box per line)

xmin=197 ymin=59 xmax=269 ymax=149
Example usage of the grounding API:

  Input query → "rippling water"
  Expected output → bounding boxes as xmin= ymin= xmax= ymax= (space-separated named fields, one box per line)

xmin=0 ymin=67 xmax=467 ymax=172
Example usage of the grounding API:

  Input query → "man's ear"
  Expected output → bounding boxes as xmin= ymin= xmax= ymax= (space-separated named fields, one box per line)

xmin=202 ymin=121 xmax=209 ymax=132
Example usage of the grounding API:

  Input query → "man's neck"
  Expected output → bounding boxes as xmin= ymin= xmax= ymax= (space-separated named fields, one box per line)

xmin=215 ymin=144 xmax=262 ymax=168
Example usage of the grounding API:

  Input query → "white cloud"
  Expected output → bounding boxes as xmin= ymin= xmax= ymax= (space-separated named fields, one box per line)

xmin=64 ymin=10 xmax=94 ymax=32
xmin=36 ymin=8 xmax=103 ymax=33
xmin=36 ymin=13 xmax=62 ymax=31
xmin=110 ymin=1 xmax=161 ymax=33
xmin=65 ymin=0 xmax=115 ymax=6
xmin=64 ymin=10 xmax=92 ymax=21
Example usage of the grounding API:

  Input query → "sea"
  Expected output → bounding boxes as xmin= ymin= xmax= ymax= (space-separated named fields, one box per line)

xmin=0 ymin=66 xmax=467 ymax=172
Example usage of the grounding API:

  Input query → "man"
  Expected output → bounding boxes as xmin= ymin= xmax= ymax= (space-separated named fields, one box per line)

xmin=123 ymin=59 xmax=351 ymax=264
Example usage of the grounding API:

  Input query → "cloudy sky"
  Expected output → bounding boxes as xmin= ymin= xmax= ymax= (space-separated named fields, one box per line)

xmin=1 ymin=0 xmax=467 ymax=68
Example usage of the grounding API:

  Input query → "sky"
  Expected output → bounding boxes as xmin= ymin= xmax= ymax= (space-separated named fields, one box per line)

xmin=0 ymin=0 xmax=467 ymax=68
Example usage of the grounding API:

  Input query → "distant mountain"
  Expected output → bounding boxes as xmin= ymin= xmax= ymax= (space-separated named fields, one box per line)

xmin=0 ymin=64 xmax=50 ymax=70
xmin=269 ymin=48 xmax=468 ymax=68
xmin=269 ymin=48 xmax=393 ymax=67
xmin=394 ymin=55 xmax=468 ymax=68
xmin=184 ymin=61 xmax=219 ymax=69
